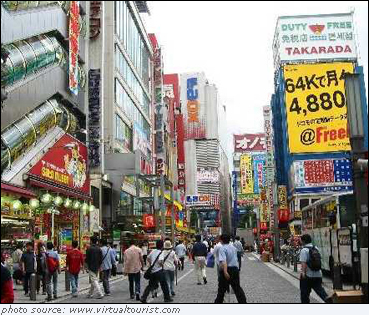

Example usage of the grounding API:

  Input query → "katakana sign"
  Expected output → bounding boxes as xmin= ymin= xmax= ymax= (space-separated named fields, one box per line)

xmin=234 ymin=134 xmax=266 ymax=153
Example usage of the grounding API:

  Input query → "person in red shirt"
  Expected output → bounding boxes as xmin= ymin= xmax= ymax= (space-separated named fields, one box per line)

xmin=66 ymin=241 xmax=84 ymax=298
xmin=1 ymin=264 xmax=14 ymax=303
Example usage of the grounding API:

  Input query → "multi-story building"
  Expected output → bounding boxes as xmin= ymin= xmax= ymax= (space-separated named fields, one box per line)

xmin=1 ymin=2 xmax=91 ymax=261
xmin=180 ymin=72 xmax=231 ymax=234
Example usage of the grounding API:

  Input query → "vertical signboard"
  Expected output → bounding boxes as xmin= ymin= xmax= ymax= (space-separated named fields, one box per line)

xmin=278 ymin=185 xmax=288 ymax=209
xmin=240 ymin=154 xmax=253 ymax=194
xmin=284 ymin=62 xmax=354 ymax=153
xmin=69 ymin=1 xmax=80 ymax=95
xmin=232 ymin=171 xmax=238 ymax=212
xmin=180 ymin=73 xmax=206 ymax=140
xmin=88 ymin=69 xmax=101 ymax=168
xmin=253 ymin=154 xmax=266 ymax=194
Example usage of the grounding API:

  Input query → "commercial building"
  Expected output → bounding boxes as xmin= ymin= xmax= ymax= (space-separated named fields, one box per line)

xmin=1 ymin=1 xmax=91 ymax=265
xmin=180 ymin=72 xmax=231 ymax=234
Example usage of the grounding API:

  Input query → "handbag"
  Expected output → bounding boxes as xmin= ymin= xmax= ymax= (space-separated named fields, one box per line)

xmin=144 ymin=250 xmax=162 ymax=280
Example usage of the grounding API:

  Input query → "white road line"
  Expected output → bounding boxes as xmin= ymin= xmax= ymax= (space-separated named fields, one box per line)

xmin=248 ymin=257 xmax=257 ymax=261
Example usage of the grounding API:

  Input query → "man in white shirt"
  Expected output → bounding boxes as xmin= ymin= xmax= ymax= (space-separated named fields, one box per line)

xmin=233 ymin=236 xmax=244 ymax=271
xmin=161 ymin=241 xmax=178 ymax=297
xmin=175 ymin=241 xmax=187 ymax=271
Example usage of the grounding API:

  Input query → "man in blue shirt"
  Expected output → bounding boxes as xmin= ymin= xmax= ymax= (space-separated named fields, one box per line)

xmin=100 ymin=239 xmax=116 ymax=296
xmin=214 ymin=234 xmax=247 ymax=304
xmin=45 ymin=242 xmax=61 ymax=301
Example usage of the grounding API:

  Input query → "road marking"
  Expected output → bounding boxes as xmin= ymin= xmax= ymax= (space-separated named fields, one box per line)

xmin=248 ymin=257 xmax=257 ymax=261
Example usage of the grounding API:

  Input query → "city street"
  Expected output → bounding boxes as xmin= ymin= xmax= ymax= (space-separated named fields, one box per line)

xmin=56 ymin=253 xmax=323 ymax=304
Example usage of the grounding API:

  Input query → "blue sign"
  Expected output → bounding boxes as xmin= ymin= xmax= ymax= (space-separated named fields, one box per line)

xmin=253 ymin=154 xmax=266 ymax=194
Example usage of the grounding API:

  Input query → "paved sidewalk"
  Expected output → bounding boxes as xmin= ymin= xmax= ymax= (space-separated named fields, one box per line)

xmin=14 ymin=271 xmax=124 ymax=304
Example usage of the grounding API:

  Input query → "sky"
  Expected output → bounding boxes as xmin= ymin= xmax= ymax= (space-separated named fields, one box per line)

xmin=143 ymin=1 xmax=368 ymax=157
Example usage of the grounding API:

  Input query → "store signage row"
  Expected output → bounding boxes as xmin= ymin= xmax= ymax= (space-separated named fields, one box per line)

xmin=69 ymin=1 xmax=80 ymax=95
xmin=88 ymin=69 xmax=101 ymax=168
xmin=234 ymin=134 xmax=266 ymax=153
xmin=28 ymin=133 xmax=90 ymax=195
xmin=274 ymin=13 xmax=357 ymax=65
xmin=197 ymin=168 xmax=220 ymax=184
xmin=284 ymin=62 xmax=354 ymax=153
xmin=90 ymin=1 xmax=102 ymax=39
xmin=291 ymin=158 xmax=353 ymax=193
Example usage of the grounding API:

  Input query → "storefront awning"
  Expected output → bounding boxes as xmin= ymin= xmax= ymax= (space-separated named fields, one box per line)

xmin=1 ymin=182 xmax=36 ymax=198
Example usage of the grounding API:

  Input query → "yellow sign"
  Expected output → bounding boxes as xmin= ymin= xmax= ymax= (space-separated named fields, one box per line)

xmin=278 ymin=185 xmax=288 ymax=209
xmin=284 ymin=62 xmax=354 ymax=153
xmin=260 ymin=202 xmax=268 ymax=223
xmin=240 ymin=154 xmax=253 ymax=194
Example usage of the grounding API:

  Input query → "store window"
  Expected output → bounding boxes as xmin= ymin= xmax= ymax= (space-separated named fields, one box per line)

xmin=118 ymin=191 xmax=133 ymax=216
xmin=115 ymin=114 xmax=133 ymax=150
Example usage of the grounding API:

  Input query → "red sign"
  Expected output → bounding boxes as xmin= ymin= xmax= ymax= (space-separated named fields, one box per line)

xmin=143 ymin=214 xmax=155 ymax=229
xmin=234 ymin=134 xmax=266 ymax=153
xmin=278 ymin=209 xmax=290 ymax=223
xmin=260 ymin=222 xmax=268 ymax=231
xmin=28 ymin=134 xmax=90 ymax=196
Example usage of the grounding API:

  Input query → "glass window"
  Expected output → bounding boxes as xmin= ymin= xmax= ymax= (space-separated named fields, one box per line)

xmin=115 ymin=114 xmax=133 ymax=150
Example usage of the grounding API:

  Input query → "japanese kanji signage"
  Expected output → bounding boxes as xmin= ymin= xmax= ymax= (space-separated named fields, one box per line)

xmin=291 ymin=158 xmax=353 ymax=193
xmin=274 ymin=13 xmax=357 ymax=66
xmin=278 ymin=185 xmax=288 ymax=210
xmin=197 ymin=168 xmax=220 ymax=184
xmin=69 ymin=1 xmax=80 ymax=95
xmin=284 ymin=62 xmax=354 ymax=153
xmin=240 ymin=154 xmax=254 ymax=194
xmin=253 ymin=154 xmax=266 ymax=194
xmin=234 ymin=134 xmax=266 ymax=153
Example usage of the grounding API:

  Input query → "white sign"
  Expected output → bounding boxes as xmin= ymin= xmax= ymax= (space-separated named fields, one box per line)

xmin=197 ymin=169 xmax=220 ymax=183
xmin=273 ymin=13 xmax=357 ymax=66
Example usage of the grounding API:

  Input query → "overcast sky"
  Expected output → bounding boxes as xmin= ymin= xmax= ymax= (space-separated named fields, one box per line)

xmin=143 ymin=1 xmax=368 ymax=155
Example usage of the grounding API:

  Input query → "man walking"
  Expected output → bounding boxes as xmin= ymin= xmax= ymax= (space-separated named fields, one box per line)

xmin=20 ymin=242 xmax=36 ymax=297
xmin=140 ymin=240 xmax=172 ymax=303
xmin=175 ymin=241 xmax=186 ymax=271
xmin=233 ymin=236 xmax=244 ymax=271
xmin=45 ymin=242 xmax=61 ymax=301
xmin=300 ymin=234 xmax=332 ymax=303
xmin=192 ymin=235 xmax=208 ymax=285
xmin=66 ymin=241 xmax=84 ymax=298
xmin=161 ymin=240 xmax=178 ymax=297
xmin=124 ymin=240 xmax=144 ymax=301
xmin=85 ymin=236 xmax=104 ymax=299
xmin=100 ymin=239 xmax=116 ymax=296
xmin=214 ymin=234 xmax=247 ymax=304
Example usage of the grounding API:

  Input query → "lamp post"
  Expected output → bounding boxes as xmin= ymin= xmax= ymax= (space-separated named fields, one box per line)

xmin=345 ymin=73 xmax=368 ymax=301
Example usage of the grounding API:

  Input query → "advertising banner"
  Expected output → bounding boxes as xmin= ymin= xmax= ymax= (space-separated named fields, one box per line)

xmin=278 ymin=185 xmax=288 ymax=209
xmin=133 ymin=123 xmax=149 ymax=157
xmin=69 ymin=1 xmax=80 ymax=95
xmin=143 ymin=214 xmax=155 ymax=229
xmin=260 ymin=202 xmax=268 ymax=223
xmin=253 ymin=154 xmax=266 ymax=194
xmin=237 ymin=194 xmax=261 ymax=207
xmin=240 ymin=154 xmax=254 ymax=194
xmin=291 ymin=158 xmax=353 ymax=193
xmin=234 ymin=134 xmax=266 ymax=153
xmin=180 ymin=73 xmax=207 ymax=140
xmin=232 ymin=171 xmax=238 ymax=210
xmin=197 ymin=168 xmax=220 ymax=183
xmin=284 ymin=62 xmax=354 ymax=153
xmin=274 ymin=13 xmax=357 ymax=65
xmin=28 ymin=133 xmax=90 ymax=196
xmin=186 ymin=194 xmax=220 ymax=210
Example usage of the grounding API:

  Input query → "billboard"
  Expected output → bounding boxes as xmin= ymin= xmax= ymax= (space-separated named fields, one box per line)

xmin=234 ymin=134 xmax=266 ymax=153
xmin=237 ymin=194 xmax=261 ymax=207
xmin=197 ymin=168 xmax=220 ymax=183
xmin=284 ymin=62 xmax=354 ymax=153
xmin=28 ymin=134 xmax=90 ymax=196
xmin=253 ymin=154 xmax=266 ymax=194
xmin=180 ymin=73 xmax=206 ymax=140
xmin=291 ymin=158 xmax=353 ymax=193
xmin=274 ymin=13 xmax=357 ymax=65
xmin=186 ymin=194 xmax=220 ymax=210
xmin=240 ymin=154 xmax=254 ymax=194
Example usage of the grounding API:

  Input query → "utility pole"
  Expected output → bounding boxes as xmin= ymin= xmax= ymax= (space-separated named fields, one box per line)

xmin=171 ymin=187 xmax=175 ymax=245
xmin=160 ymin=174 xmax=166 ymax=240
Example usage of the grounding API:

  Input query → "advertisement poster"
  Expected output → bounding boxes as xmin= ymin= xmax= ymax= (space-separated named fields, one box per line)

xmin=240 ymin=154 xmax=254 ymax=194
xmin=274 ymin=13 xmax=357 ymax=65
xmin=133 ymin=123 xmax=149 ymax=157
xmin=197 ymin=168 xmax=220 ymax=183
xmin=253 ymin=154 xmax=266 ymax=194
xmin=284 ymin=62 xmax=354 ymax=153
xmin=234 ymin=134 xmax=266 ymax=153
xmin=69 ymin=1 xmax=80 ymax=95
xmin=292 ymin=158 xmax=353 ymax=193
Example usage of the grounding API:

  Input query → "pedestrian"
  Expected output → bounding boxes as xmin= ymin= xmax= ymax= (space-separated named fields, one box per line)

xmin=241 ymin=238 xmax=246 ymax=250
xmin=141 ymin=242 xmax=148 ymax=267
xmin=66 ymin=240 xmax=84 ymax=298
xmin=1 ymin=263 xmax=14 ymax=303
xmin=214 ymin=234 xmax=247 ymax=304
xmin=36 ymin=242 xmax=47 ymax=295
xmin=140 ymin=240 xmax=172 ymax=303
xmin=233 ymin=236 xmax=244 ymax=271
xmin=45 ymin=242 xmax=61 ymax=301
xmin=175 ymin=240 xmax=186 ymax=271
xmin=299 ymin=234 xmax=332 ymax=304
xmin=85 ymin=236 xmax=104 ymax=299
xmin=161 ymin=240 xmax=178 ymax=297
xmin=123 ymin=240 xmax=144 ymax=301
xmin=213 ymin=237 xmax=222 ymax=276
xmin=11 ymin=243 xmax=23 ymax=288
xmin=20 ymin=242 xmax=36 ymax=297
xmin=100 ymin=239 xmax=116 ymax=296
xmin=192 ymin=235 xmax=208 ymax=285
xmin=111 ymin=244 xmax=118 ymax=277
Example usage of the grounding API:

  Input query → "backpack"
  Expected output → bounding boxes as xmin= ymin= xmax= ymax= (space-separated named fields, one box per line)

xmin=46 ymin=253 xmax=59 ymax=273
xmin=306 ymin=246 xmax=322 ymax=271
